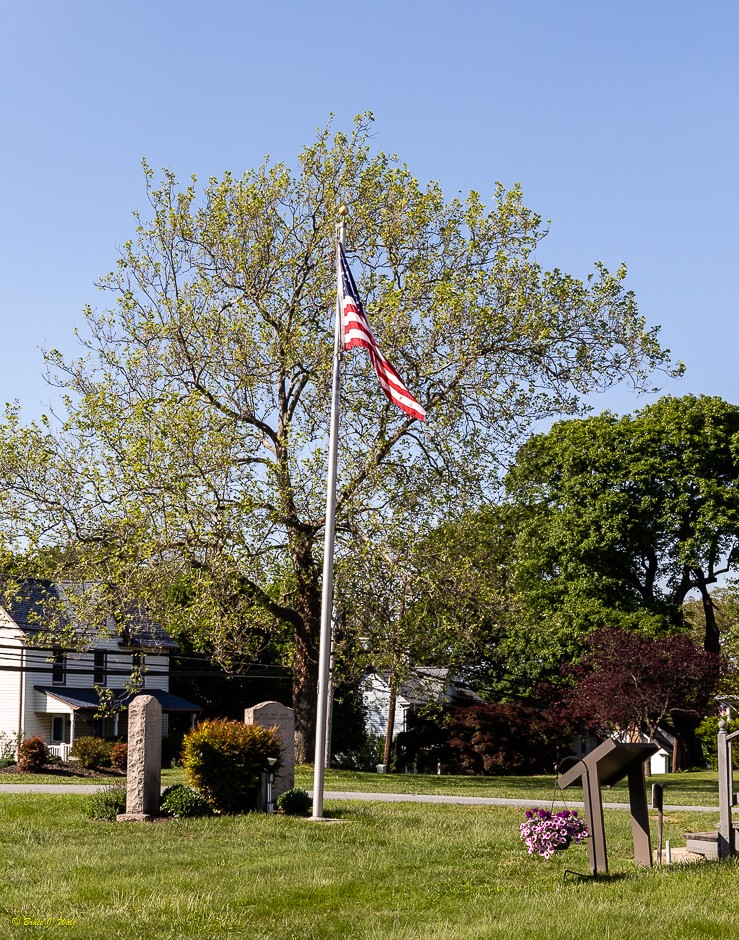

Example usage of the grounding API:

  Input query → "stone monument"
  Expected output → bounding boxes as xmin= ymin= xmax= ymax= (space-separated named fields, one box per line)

xmin=117 ymin=694 xmax=162 ymax=822
xmin=244 ymin=701 xmax=295 ymax=798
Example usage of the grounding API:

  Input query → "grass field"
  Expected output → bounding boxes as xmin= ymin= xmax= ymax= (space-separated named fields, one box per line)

xmin=0 ymin=768 xmax=185 ymax=787
xmin=293 ymin=767 xmax=721 ymax=807
xmin=0 ymin=766 xmax=721 ymax=808
xmin=0 ymin=791 xmax=735 ymax=940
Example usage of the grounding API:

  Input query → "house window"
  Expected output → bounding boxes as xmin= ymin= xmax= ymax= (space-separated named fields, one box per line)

xmin=93 ymin=650 xmax=107 ymax=685
xmin=51 ymin=648 xmax=66 ymax=685
xmin=52 ymin=716 xmax=66 ymax=743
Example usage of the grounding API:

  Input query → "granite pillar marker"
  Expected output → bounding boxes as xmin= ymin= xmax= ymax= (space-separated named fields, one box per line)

xmin=117 ymin=694 xmax=162 ymax=822
xmin=244 ymin=701 xmax=295 ymax=798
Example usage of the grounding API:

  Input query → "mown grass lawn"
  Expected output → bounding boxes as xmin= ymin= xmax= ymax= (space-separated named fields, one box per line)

xmin=0 ymin=792 xmax=735 ymax=940
xmin=0 ymin=766 xmax=720 ymax=808
xmin=0 ymin=768 xmax=185 ymax=787
xmin=295 ymin=767 xmax=720 ymax=807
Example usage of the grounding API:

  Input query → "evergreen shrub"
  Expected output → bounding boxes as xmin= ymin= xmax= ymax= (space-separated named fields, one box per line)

xmin=276 ymin=787 xmax=312 ymax=815
xmin=181 ymin=719 xmax=282 ymax=814
xmin=160 ymin=784 xmax=212 ymax=818
xmin=70 ymin=736 xmax=112 ymax=769
xmin=18 ymin=736 xmax=49 ymax=773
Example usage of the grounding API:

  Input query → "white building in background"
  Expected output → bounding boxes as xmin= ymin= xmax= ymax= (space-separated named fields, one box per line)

xmin=363 ymin=666 xmax=481 ymax=739
xmin=0 ymin=579 xmax=200 ymax=759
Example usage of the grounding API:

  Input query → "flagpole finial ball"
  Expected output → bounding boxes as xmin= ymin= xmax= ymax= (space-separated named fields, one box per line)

xmin=338 ymin=204 xmax=349 ymax=217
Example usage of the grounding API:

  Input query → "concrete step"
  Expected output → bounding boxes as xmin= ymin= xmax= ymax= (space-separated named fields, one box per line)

xmin=684 ymin=827 xmax=739 ymax=859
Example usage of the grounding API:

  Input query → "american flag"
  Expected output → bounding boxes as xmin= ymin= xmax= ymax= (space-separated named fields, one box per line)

xmin=339 ymin=245 xmax=426 ymax=422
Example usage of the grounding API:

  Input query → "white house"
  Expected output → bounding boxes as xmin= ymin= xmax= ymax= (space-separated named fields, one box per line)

xmin=0 ymin=579 xmax=201 ymax=760
xmin=363 ymin=666 xmax=481 ymax=739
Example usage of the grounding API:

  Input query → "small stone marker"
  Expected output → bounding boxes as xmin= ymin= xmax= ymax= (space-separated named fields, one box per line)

xmin=117 ymin=694 xmax=162 ymax=822
xmin=244 ymin=701 xmax=294 ymax=799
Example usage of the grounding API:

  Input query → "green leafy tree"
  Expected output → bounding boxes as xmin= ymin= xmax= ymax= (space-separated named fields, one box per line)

xmin=0 ymin=115 xmax=673 ymax=760
xmin=684 ymin=586 xmax=739 ymax=696
xmin=407 ymin=504 xmax=519 ymax=700
xmin=504 ymin=395 xmax=739 ymax=693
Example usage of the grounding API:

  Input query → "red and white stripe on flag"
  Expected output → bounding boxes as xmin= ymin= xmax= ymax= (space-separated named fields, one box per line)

xmin=339 ymin=245 xmax=426 ymax=421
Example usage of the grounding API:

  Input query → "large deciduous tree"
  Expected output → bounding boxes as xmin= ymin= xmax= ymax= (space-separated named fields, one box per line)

xmin=503 ymin=395 xmax=739 ymax=693
xmin=0 ymin=116 xmax=673 ymax=760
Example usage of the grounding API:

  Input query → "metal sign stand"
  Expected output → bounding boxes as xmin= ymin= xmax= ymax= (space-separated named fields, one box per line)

xmin=558 ymin=738 xmax=658 ymax=876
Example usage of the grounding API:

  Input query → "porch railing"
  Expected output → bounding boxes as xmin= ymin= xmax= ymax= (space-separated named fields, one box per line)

xmin=48 ymin=743 xmax=72 ymax=761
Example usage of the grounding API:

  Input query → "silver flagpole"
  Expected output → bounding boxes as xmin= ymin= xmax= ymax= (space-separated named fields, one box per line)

xmin=312 ymin=206 xmax=347 ymax=819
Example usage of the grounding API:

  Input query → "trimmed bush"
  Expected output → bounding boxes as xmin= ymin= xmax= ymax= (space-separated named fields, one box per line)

xmin=70 ymin=736 xmax=113 ymax=769
xmin=109 ymin=742 xmax=128 ymax=772
xmin=18 ymin=736 xmax=49 ymax=773
xmin=181 ymin=719 xmax=282 ymax=814
xmin=276 ymin=787 xmax=312 ymax=816
xmin=86 ymin=784 xmax=127 ymax=820
xmin=160 ymin=785 xmax=212 ymax=818
xmin=0 ymin=758 xmax=16 ymax=769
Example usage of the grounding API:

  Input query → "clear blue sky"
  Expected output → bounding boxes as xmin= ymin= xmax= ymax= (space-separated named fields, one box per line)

xmin=2 ymin=1 xmax=737 ymax=419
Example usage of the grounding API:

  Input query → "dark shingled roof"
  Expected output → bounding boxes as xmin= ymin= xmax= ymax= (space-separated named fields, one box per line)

xmin=0 ymin=579 xmax=178 ymax=651
xmin=35 ymin=686 xmax=202 ymax=713
xmin=0 ymin=579 xmax=70 ymax=630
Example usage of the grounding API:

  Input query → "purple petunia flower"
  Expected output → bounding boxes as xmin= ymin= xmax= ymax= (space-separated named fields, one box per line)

xmin=519 ymin=807 xmax=589 ymax=861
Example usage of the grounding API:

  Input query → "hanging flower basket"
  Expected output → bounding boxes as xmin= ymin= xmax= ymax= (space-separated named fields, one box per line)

xmin=520 ymin=808 xmax=589 ymax=860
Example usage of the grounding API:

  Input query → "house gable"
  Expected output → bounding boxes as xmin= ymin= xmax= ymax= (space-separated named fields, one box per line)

xmin=0 ymin=579 xmax=198 ymax=753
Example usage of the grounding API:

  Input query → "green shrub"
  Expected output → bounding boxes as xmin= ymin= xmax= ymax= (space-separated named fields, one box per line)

xmin=333 ymin=734 xmax=385 ymax=771
xmin=160 ymin=784 xmax=212 ymax=818
xmin=0 ymin=730 xmax=22 ymax=761
xmin=276 ymin=787 xmax=312 ymax=816
xmin=70 ymin=736 xmax=113 ymax=769
xmin=86 ymin=784 xmax=127 ymax=820
xmin=181 ymin=719 xmax=282 ymax=814
xmin=0 ymin=758 xmax=16 ymax=768
xmin=696 ymin=715 xmax=739 ymax=770
xmin=18 ymin=736 xmax=49 ymax=773
xmin=109 ymin=741 xmax=128 ymax=772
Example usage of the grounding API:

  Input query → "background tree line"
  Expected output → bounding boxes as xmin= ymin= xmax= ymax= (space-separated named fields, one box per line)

xmin=383 ymin=394 xmax=737 ymax=772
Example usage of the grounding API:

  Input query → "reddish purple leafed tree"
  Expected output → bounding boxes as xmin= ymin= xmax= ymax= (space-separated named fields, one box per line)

xmin=565 ymin=628 xmax=719 ymax=771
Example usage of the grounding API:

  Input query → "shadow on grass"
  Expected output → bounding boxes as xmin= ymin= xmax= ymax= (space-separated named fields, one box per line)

xmin=563 ymin=869 xmax=630 ymax=883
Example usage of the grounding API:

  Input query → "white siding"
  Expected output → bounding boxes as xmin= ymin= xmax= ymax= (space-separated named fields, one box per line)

xmin=106 ymin=650 xmax=137 ymax=688
xmin=143 ymin=654 xmax=169 ymax=692
xmin=64 ymin=650 xmax=94 ymax=689
xmin=0 ymin=599 xmax=174 ymax=748
xmin=20 ymin=648 xmax=59 ymax=740
xmin=363 ymin=677 xmax=408 ymax=739
xmin=0 ymin=624 xmax=23 ymax=745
